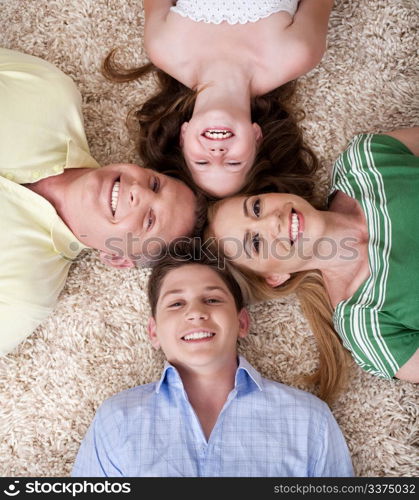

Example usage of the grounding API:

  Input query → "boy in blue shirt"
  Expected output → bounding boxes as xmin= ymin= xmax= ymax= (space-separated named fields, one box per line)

xmin=72 ymin=243 xmax=353 ymax=477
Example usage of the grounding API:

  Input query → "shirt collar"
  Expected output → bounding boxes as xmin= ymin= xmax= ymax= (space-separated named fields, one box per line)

xmin=155 ymin=355 xmax=263 ymax=394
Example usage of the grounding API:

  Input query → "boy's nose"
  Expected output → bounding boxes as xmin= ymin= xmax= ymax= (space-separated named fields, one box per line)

xmin=186 ymin=309 xmax=209 ymax=321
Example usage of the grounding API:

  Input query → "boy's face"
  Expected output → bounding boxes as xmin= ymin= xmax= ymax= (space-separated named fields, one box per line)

xmin=148 ymin=264 xmax=249 ymax=371
xmin=66 ymin=164 xmax=197 ymax=267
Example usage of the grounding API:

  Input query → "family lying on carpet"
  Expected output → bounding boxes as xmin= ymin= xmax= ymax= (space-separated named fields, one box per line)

xmin=1 ymin=0 xmax=418 ymax=477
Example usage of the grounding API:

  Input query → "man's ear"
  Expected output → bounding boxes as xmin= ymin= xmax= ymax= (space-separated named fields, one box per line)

xmin=147 ymin=317 xmax=161 ymax=350
xmin=264 ymin=273 xmax=291 ymax=288
xmin=237 ymin=308 xmax=250 ymax=339
xmin=252 ymin=123 xmax=263 ymax=146
xmin=180 ymin=122 xmax=189 ymax=147
xmin=99 ymin=251 xmax=135 ymax=269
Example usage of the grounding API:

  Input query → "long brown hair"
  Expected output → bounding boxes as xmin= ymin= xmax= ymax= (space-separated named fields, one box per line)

xmin=103 ymin=51 xmax=319 ymax=202
xmin=205 ymin=202 xmax=350 ymax=404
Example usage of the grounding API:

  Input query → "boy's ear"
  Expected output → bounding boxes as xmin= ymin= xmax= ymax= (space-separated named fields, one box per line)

xmin=237 ymin=308 xmax=250 ymax=339
xmin=264 ymin=273 xmax=291 ymax=288
xmin=99 ymin=251 xmax=135 ymax=269
xmin=147 ymin=317 xmax=161 ymax=350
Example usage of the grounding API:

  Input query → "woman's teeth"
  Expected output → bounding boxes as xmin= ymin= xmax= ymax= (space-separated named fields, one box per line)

xmin=291 ymin=212 xmax=299 ymax=242
xmin=111 ymin=180 xmax=120 ymax=215
xmin=182 ymin=331 xmax=215 ymax=341
xmin=203 ymin=130 xmax=233 ymax=140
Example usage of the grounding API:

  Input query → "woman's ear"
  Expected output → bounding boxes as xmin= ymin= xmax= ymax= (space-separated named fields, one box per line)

xmin=180 ymin=122 xmax=189 ymax=147
xmin=237 ymin=308 xmax=250 ymax=339
xmin=99 ymin=251 xmax=135 ymax=269
xmin=147 ymin=317 xmax=161 ymax=350
xmin=264 ymin=273 xmax=291 ymax=288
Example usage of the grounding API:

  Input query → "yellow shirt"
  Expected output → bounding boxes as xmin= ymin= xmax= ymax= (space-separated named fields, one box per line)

xmin=0 ymin=48 xmax=100 ymax=354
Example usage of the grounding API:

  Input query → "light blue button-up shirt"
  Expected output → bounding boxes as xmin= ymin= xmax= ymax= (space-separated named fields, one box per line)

xmin=72 ymin=357 xmax=353 ymax=477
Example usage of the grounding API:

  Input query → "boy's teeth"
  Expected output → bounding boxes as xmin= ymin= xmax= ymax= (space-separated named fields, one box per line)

xmin=183 ymin=331 xmax=214 ymax=341
xmin=291 ymin=212 xmax=299 ymax=241
xmin=111 ymin=181 xmax=120 ymax=214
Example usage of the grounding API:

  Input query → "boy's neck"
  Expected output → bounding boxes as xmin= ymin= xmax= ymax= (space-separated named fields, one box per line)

xmin=174 ymin=355 xmax=239 ymax=441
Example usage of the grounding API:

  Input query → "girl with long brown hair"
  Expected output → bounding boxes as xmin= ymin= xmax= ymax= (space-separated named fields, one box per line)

xmin=104 ymin=1 xmax=334 ymax=200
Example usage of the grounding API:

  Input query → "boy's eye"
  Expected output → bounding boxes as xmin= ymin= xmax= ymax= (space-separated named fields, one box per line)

xmin=252 ymin=198 xmax=261 ymax=217
xmin=252 ymin=233 xmax=260 ymax=254
xmin=205 ymin=298 xmax=222 ymax=304
xmin=168 ymin=301 xmax=183 ymax=308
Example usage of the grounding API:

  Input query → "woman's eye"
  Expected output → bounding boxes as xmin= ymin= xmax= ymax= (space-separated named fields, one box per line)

xmin=252 ymin=198 xmax=261 ymax=217
xmin=252 ymin=233 xmax=260 ymax=254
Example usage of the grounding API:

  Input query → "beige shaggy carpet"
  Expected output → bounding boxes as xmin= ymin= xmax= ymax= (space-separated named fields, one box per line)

xmin=0 ymin=0 xmax=418 ymax=477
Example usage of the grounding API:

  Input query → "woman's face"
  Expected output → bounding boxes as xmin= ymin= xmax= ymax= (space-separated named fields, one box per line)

xmin=180 ymin=116 xmax=262 ymax=198
xmin=210 ymin=193 xmax=323 ymax=280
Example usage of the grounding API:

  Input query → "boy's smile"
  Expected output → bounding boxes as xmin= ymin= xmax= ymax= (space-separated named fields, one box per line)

xmin=148 ymin=264 xmax=249 ymax=370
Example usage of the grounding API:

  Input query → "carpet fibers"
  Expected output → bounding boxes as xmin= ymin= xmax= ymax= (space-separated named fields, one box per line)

xmin=0 ymin=0 xmax=418 ymax=477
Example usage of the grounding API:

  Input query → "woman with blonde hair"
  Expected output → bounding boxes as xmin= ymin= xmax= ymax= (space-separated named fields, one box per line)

xmin=205 ymin=128 xmax=419 ymax=402
xmin=104 ymin=0 xmax=334 ymax=199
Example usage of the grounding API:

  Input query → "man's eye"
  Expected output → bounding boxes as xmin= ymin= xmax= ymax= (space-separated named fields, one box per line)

xmin=253 ymin=198 xmax=261 ymax=217
xmin=151 ymin=177 xmax=160 ymax=193
xmin=147 ymin=210 xmax=155 ymax=230
xmin=252 ymin=233 xmax=260 ymax=254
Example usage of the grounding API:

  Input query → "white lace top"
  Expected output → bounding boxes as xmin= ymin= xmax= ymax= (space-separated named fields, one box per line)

xmin=170 ymin=0 xmax=300 ymax=25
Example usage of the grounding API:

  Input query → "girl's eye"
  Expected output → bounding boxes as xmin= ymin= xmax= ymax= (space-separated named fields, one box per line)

xmin=195 ymin=161 xmax=208 ymax=166
xmin=252 ymin=233 xmax=260 ymax=254
xmin=227 ymin=162 xmax=241 ymax=166
xmin=252 ymin=198 xmax=261 ymax=217
xmin=147 ymin=213 xmax=154 ymax=229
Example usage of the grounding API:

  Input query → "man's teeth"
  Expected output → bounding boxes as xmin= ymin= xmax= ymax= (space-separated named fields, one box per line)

xmin=183 ymin=331 xmax=215 ymax=341
xmin=203 ymin=130 xmax=233 ymax=139
xmin=291 ymin=212 xmax=299 ymax=242
xmin=111 ymin=181 xmax=120 ymax=215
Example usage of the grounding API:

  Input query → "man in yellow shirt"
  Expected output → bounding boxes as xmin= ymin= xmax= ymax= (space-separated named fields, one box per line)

xmin=0 ymin=48 xmax=200 ymax=355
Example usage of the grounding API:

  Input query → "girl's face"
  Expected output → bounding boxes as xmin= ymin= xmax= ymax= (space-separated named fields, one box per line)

xmin=210 ymin=193 xmax=324 ymax=282
xmin=180 ymin=116 xmax=262 ymax=198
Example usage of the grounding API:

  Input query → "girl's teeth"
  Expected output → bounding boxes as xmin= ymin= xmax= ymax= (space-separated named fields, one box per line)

xmin=183 ymin=331 xmax=214 ymax=341
xmin=111 ymin=181 xmax=120 ymax=214
xmin=204 ymin=130 xmax=233 ymax=139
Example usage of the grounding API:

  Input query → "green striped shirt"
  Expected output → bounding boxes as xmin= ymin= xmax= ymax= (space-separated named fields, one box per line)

xmin=331 ymin=134 xmax=419 ymax=378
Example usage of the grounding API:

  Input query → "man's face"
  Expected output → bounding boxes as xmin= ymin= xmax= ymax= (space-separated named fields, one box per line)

xmin=65 ymin=164 xmax=197 ymax=265
xmin=148 ymin=264 xmax=249 ymax=371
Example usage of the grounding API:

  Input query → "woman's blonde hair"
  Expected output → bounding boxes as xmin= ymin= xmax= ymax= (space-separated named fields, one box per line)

xmin=205 ymin=202 xmax=350 ymax=403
